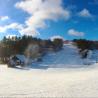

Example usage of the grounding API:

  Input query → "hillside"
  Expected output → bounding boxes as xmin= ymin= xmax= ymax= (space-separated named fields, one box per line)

xmin=41 ymin=44 xmax=83 ymax=67
xmin=35 ymin=43 xmax=97 ymax=68
xmin=0 ymin=44 xmax=98 ymax=97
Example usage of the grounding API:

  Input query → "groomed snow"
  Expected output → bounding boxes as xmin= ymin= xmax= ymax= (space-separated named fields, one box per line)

xmin=0 ymin=64 xmax=98 ymax=97
xmin=41 ymin=44 xmax=84 ymax=68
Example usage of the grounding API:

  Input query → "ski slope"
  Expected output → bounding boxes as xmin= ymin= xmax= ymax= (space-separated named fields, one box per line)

xmin=41 ymin=44 xmax=84 ymax=68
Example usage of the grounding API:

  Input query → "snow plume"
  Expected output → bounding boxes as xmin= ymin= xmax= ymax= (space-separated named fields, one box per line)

xmin=15 ymin=0 xmax=71 ymax=36
xmin=24 ymin=44 xmax=40 ymax=65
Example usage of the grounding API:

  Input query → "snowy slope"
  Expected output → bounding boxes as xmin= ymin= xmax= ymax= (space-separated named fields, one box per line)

xmin=0 ymin=44 xmax=98 ymax=97
xmin=0 ymin=64 xmax=98 ymax=97
xmin=40 ymin=44 xmax=84 ymax=68
xmin=90 ymin=50 xmax=98 ymax=62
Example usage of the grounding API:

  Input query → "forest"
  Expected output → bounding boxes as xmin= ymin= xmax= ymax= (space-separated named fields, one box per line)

xmin=0 ymin=35 xmax=63 ymax=63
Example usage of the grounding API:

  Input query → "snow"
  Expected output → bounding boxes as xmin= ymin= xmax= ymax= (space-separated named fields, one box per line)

xmin=0 ymin=44 xmax=98 ymax=97
xmin=40 ymin=44 xmax=84 ymax=68
xmin=0 ymin=64 xmax=98 ymax=97
xmin=90 ymin=50 xmax=98 ymax=62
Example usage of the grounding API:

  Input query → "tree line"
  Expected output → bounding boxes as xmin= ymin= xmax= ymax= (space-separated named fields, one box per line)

xmin=73 ymin=39 xmax=98 ymax=50
xmin=0 ymin=35 xmax=63 ymax=63
xmin=73 ymin=39 xmax=98 ymax=58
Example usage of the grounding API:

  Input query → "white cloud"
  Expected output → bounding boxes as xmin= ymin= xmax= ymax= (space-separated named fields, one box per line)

xmin=0 ymin=23 xmax=23 ymax=32
xmin=0 ymin=26 xmax=7 ymax=32
xmin=68 ymin=29 xmax=84 ymax=37
xmin=0 ymin=22 xmax=39 ymax=36
xmin=20 ymin=27 xmax=40 ymax=36
xmin=78 ymin=9 xmax=92 ymax=18
xmin=7 ymin=23 xmax=23 ymax=30
xmin=50 ymin=35 xmax=64 ymax=41
xmin=15 ymin=0 xmax=71 ymax=35
xmin=0 ymin=16 xmax=9 ymax=21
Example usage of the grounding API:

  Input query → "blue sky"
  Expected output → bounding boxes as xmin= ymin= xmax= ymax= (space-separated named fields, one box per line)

xmin=0 ymin=0 xmax=98 ymax=40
